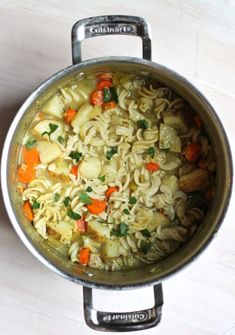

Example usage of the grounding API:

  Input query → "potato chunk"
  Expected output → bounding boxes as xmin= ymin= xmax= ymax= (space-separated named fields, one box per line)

xmin=101 ymin=240 xmax=120 ymax=259
xmin=179 ymin=168 xmax=209 ymax=192
xmin=38 ymin=141 xmax=62 ymax=164
xmin=159 ymin=123 xmax=181 ymax=153
xmin=163 ymin=111 xmax=188 ymax=134
xmin=88 ymin=220 xmax=110 ymax=240
xmin=31 ymin=119 xmax=64 ymax=142
xmin=79 ymin=157 xmax=101 ymax=179
xmin=42 ymin=94 xmax=65 ymax=119
xmin=71 ymin=102 xmax=93 ymax=132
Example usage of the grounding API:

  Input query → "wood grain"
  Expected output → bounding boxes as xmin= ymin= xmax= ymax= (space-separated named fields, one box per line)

xmin=0 ymin=1 xmax=235 ymax=334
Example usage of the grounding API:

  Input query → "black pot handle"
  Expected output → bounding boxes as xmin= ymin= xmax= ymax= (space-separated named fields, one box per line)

xmin=83 ymin=284 xmax=163 ymax=332
xmin=71 ymin=15 xmax=152 ymax=64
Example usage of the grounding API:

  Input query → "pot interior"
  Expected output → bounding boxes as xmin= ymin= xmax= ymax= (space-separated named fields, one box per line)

xmin=4 ymin=58 xmax=232 ymax=289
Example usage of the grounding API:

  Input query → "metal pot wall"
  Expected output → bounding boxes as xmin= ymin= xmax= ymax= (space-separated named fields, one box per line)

xmin=1 ymin=16 xmax=233 ymax=332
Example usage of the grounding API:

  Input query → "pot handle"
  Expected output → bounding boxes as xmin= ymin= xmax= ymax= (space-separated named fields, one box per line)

xmin=83 ymin=283 xmax=163 ymax=332
xmin=72 ymin=15 xmax=152 ymax=64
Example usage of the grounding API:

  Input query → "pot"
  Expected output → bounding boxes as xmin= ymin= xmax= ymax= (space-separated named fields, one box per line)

xmin=1 ymin=15 xmax=233 ymax=332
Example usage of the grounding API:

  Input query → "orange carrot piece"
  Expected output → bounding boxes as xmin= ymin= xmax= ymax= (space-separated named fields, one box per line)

xmin=86 ymin=198 xmax=107 ymax=214
xmin=145 ymin=162 xmax=160 ymax=172
xmin=70 ymin=165 xmax=78 ymax=177
xmin=96 ymin=79 xmax=112 ymax=90
xmin=23 ymin=200 xmax=34 ymax=221
xmin=79 ymin=248 xmax=90 ymax=265
xmin=63 ymin=108 xmax=76 ymax=123
xmin=18 ymin=164 xmax=36 ymax=183
xmin=97 ymin=73 xmax=112 ymax=80
xmin=102 ymin=101 xmax=116 ymax=110
xmin=91 ymin=90 xmax=104 ymax=106
xmin=184 ymin=143 xmax=201 ymax=162
xmin=23 ymin=147 xmax=40 ymax=165
xmin=194 ymin=115 xmax=202 ymax=129
xmin=105 ymin=186 xmax=119 ymax=199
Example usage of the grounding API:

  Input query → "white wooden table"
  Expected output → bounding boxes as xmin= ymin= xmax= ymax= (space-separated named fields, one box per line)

xmin=0 ymin=1 xmax=235 ymax=334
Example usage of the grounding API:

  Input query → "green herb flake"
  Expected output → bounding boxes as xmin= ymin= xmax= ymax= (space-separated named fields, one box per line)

xmin=86 ymin=186 xmax=92 ymax=193
xmin=63 ymin=196 xmax=71 ymax=207
xmin=111 ymin=222 xmax=129 ymax=237
xmin=69 ymin=151 xmax=82 ymax=162
xmin=54 ymin=193 xmax=60 ymax=202
xmin=25 ymin=139 xmax=37 ymax=149
xmin=42 ymin=123 xmax=59 ymax=139
xmin=109 ymin=87 xmax=119 ymax=103
xmin=57 ymin=135 xmax=65 ymax=144
xmin=106 ymin=146 xmax=118 ymax=160
xmin=32 ymin=200 xmax=40 ymax=209
xmin=137 ymin=119 xmax=149 ymax=130
xmin=141 ymin=229 xmax=151 ymax=238
xmin=146 ymin=147 xmax=155 ymax=159
xmin=129 ymin=196 xmax=137 ymax=205
xmin=140 ymin=241 xmax=151 ymax=254
xmin=123 ymin=208 xmax=130 ymax=215
xmin=79 ymin=192 xmax=92 ymax=205
xmin=67 ymin=208 xmax=81 ymax=220
xmin=103 ymin=88 xmax=112 ymax=103
xmin=98 ymin=175 xmax=106 ymax=182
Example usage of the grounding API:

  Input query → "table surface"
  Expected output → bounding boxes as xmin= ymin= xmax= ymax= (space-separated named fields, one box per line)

xmin=0 ymin=1 xmax=235 ymax=334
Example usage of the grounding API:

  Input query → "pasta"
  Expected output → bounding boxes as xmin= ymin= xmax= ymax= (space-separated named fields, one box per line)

xmin=17 ymin=71 xmax=216 ymax=271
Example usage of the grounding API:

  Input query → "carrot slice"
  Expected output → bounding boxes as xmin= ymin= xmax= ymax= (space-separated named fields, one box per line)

xmin=102 ymin=101 xmax=116 ymax=110
xmin=63 ymin=109 xmax=76 ymax=123
xmin=184 ymin=143 xmax=201 ymax=162
xmin=23 ymin=147 xmax=40 ymax=165
xmin=70 ymin=165 xmax=78 ymax=177
xmin=91 ymin=90 xmax=104 ymax=106
xmin=105 ymin=186 xmax=119 ymax=199
xmin=97 ymin=73 xmax=112 ymax=80
xmin=96 ymin=79 xmax=112 ymax=90
xmin=23 ymin=201 xmax=34 ymax=221
xmin=79 ymin=247 xmax=90 ymax=265
xmin=18 ymin=164 xmax=36 ymax=183
xmin=145 ymin=162 xmax=160 ymax=172
xmin=86 ymin=198 xmax=107 ymax=214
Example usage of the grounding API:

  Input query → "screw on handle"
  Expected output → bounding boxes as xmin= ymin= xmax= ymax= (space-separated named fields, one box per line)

xmin=71 ymin=15 xmax=152 ymax=64
xmin=83 ymin=284 xmax=163 ymax=332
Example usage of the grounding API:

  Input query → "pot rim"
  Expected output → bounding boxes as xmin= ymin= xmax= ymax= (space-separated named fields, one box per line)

xmin=1 ymin=56 xmax=233 ymax=290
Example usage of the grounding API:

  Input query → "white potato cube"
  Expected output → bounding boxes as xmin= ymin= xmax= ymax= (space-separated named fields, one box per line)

xmin=31 ymin=119 xmax=64 ymax=142
xmin=38 ymin=141 xmax=63 ymax=164
xmin=79 ymin=157 xmax=101 ymax=179
xmin=42 ymin=94 xmax=65 ymax=119
xmin=71 ymin=102 xmax=93 ymax=133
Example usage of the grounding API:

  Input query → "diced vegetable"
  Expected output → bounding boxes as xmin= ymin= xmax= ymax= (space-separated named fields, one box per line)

xmin=106 ymin=147 xmax=118 ymax=160
xmin=23 ymin=201 xmax=34 ymax=221
xmin=184 ymin=143 xmax=201 ymax=162
xmin=162 ymin=175 xmax=179 ymax=194
xmin=23 ymin=147 xmax=40 ymax=165
xmin=87 ymin=199 xmax=107 ymax=215
xmin=145 ymin=162 xmax=160 ymax=172
xmin=70 ymin=165 xmax=78 ymax=177
xmin=37 ymin=141 xmax=63 ymax=164
xmin=63 ymin=109 xmax=76 ymax=123
xmin=79 ymin=192 xmax=92 ymax=205
xmin=69 ymin=151 xmax=82 ymax=162
xmin=102 ymin=101 xmax=117 ymax=110
xmin=71 ymin=102 xmax=93 ymax=132
xmin=32 ymin=200 xmax=40 ymax=209
xmin=67 ymin=208 xmax=81 ymax=220
xmin=64 ymin=196 xmax=70 ymax=207
xmin=146 ymin=147 xmax=155 ymax=158
xmin=54 ymin=193 xmax=60 ymax=202
xmin=140 ymin=241 xmax=151 ymax=254
xmin=111 ymin=222 xmax=129 ymax=237
xmin=97 ymin=79 xmax=112 ymax=90
xmin=47 ymin=221 xmax=73 ymax=241
xmin=101 ymin=240 xmax=120 ymax=259
xmin=163 ymin=110 xmax=189 ymax=134
xmin=76 ymin=218 xmax=87 ymax=233
xmin=105 ymin=186 xmax=119 ymax=198
xmin=101 ymin=165 xmax=116 ymax=183
xmin=25 ymin=139 xmax=37 ymax=149
xmin=91 ymin=90 xmax=104 ymax=106
xmin=159 ymin=123 xmax=181 ymax=153
xmin=147 ymin=212 xmax=170 ymax=233
xmin=141 ymin=229 xmax=151 ymax=237
xmin=31 ymin=120 xmax=63 ymax=141
xmin=179 ymin=168 xmax=209 ymax=192
xmin=129 ymin=196 xmax=137 ymax=205
xmin=79 ymin=248 xmax=90 ymax=265
xmin=123 ymin=208 xmax=130 ymax=215
xmin=137 ymin=119 xmax=148 ymax=129
xmin=88 ymin=220 xmax=110 ymax=238
xmin=86 ymin=186 xmax=92 ymax=192
xmin=97 ymin=73 xmax=112 ymax=80
xmin=79 ymin=157 xmax=101 ymax=179
xmin=18 ymin=164 xmax=36 ymax=183
xmin=42 ymin=94 xmax=65 ymax=119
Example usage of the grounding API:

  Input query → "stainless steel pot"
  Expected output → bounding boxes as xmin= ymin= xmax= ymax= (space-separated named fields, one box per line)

xmin=1 ymin=15 xmax=233 ymax=332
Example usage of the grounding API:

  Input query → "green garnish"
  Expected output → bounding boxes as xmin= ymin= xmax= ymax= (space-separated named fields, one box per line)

xmin=98 ymin=175 xmax=106 ymax=182
xmin=69 ymin=151 xmax=82 ymax=162
xmin=54 ymin=193 xmax=60 ymax=202
xmin=57 ymin=135 xmax=65 ymax=144
xmin=67 ymin=208 xmax=81 ymax=220
xmin=32 ymin=200 xmax=40 ymax=209
xmin=79 ymin=192 xmax=92 ymax=205
xmin=137 ymin=119 xmax=149 ymax=129
xmin=111 ymin=222 xmax=129 ymax=237
xmin=109 ymin=87 xmax=118 ymax=103
xmin=123 ymin=208 xmax=130 ymax=215
xmin=129 ymin=196 xmax=137 ymax=205
xmin=106 ymin=146 xmax=118 ymax=160
xmin=141 ymin=229 xmax=151 ymax=238
xmin=86 ymin=186 xmax=92 ymax=193
xmin=140 ymin=241 xmax=151 ymax=254
xmin=63 ymin=196 xmax=71 ymax=207
xmin=42 ymin=123 xmax=59 ymax=139
xmin=146 ymin=147 xmax=155 ymax=159
xmin=103 ymin=88 xmax=112 ymax=102
xmin=25 ymin=139 xmax=37 ymax=149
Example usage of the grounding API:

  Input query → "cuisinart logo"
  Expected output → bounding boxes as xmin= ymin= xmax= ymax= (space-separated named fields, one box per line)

xmin=90 ymin=24 xmax=134 ymax=35
xmin=102 ymin=312 xmax=148 ymax=322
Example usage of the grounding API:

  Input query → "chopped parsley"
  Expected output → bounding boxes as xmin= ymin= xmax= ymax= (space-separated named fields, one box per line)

xmin=57 ymin=135 xmax=65 ymax=144
xmin=98 ymin=175 xmax=106 ymax=182
xmin=103 ymin=88 xmax=112 ymax=102
xmin=32 ymin=200 xmax=40 ymax=209
xmin=69 ymin=151 xmax=82 ymax=162
xmin=129 ymin=196 xmax=137 ymax=205
xmin=86 ymin=186 xmax=92 ymax=193
xmin=140 ymin=241 xmax=151 ymax=254
xmin=67 ymin=208 xmax=81 ymax=220
xmin=109 ymin=87 xmax=118 ymax=103
xmin=111 ymin=222 xmax=129 ymax=237
xmin=63 ymin=196 xmax=71 ymax=207
xmin=54 ymin=193 xmax=60 ymax=202
xmin=137 ymin=119 xmax=149 ymax=129
xmin=123 ymin=208 xmax=130 ymax=215
xmin=141 ymin=229 xmax=151 ymax=238
xmin=146 ymin=147 xmax=155 ymax=159
xmin=25 ymin=139 xmax=37 ymax=149
xmin=42 ymin=123 xmax=59 ymax=139
xmin=79 ymin=192 xmax=92 ymax=205
xmin=106 ymin=146 xmax=118 ymax=160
